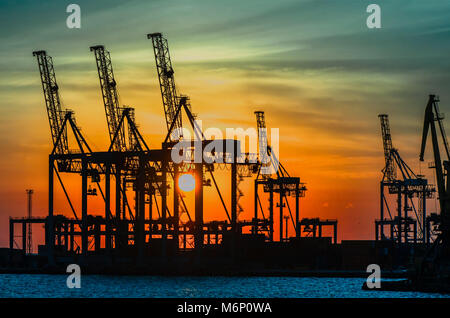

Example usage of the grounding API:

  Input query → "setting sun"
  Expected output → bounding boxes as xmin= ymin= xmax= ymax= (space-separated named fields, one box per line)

xmin=178 ymin=174 xmax=196 ymax=192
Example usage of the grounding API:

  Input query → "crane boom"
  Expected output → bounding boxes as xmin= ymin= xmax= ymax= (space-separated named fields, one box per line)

xmin=420 ymin=95 xmax=450 ymax=162
xmin=255 ymin=111 xmax=269 ymax=157
xmin=379 ymin=114 xmax=396 ymax=181
xmin=90 ymin=45 xmax=128 ymax=151
xmin=147 ymin=33 xmax=183 ymax=139
xmin=254 ymin=111 xmax=273 ymax=177
xmin=255 ymin=111 xmax=269 ymax=154
xmin=32 ymin=50 xmax=69 ymax=155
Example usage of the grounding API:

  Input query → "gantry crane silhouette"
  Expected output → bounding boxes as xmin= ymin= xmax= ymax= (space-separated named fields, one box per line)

xmin=419 ymin=95 xmax=450 ymax=264
xmin=253 ymin=111 xmax=311 ymax=242
xmin=12 ymin=35 xmax=311 ymax=268
xmin=376 ymin=114 xmax=435 ymax=244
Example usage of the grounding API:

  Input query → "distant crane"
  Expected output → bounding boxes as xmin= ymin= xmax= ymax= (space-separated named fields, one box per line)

xmin=90 ymin=45 xmax=136 ymax=151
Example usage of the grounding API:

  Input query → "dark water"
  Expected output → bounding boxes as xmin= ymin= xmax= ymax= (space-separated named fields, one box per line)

xmin=0 ymin=274 xmax=448 ymax=298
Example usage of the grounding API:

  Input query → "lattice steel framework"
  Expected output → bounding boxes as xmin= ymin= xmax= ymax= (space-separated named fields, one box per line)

xmin=32 ymin=51 xmax=69 ymax=155
xmin=379 ymin=114 xmax=396 ymax=182
xmin=90 ymin=45 xmax=127 ymax=151
xmin=147 ymin=33 xmax=183 ymax=139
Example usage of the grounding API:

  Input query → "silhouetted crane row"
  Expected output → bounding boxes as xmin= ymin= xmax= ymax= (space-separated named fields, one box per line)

xmin=377 ymin=114 xmax=435 ymax=244
xmin=14 ymin=34 xmax=314 ymax=270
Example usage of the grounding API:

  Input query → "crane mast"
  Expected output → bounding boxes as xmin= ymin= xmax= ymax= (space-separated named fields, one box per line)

xmin=32 ymin=50 xmax=69 ymax=155
xmin=147 ymin=33 xmax=183 ymax=139
xmin=379 ymin=114 xmax=397 ymax=181
xmin=90 ymin=45 xmax=129 ymax=151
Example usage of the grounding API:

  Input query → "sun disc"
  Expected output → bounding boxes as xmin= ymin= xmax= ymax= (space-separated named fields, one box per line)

xmin=178 ymin=173 xmax=195 ymax=192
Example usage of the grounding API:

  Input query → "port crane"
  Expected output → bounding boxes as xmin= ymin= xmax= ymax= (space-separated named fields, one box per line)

xmin=33 ymin=50 xmax=109 ymax=258
xmin=420 ymin=94 xmax=450 ymax=256
xmin=253 ymin=111 xmax=308 ymax=242
xmin=147 ymin=33 xmax=270 ymax=249
xmin=147 ymin=33 xmax=239 ymax=250
xmin=90 ymin=45 xmax=146 ymax=223
xmin=90 ymin=45 xmax=198 ymax=249
xmin=376 ymin=114 xmax=434 ymax=244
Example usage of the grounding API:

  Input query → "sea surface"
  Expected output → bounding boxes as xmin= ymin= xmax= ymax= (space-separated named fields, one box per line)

xmin=0 ymin=274 xmax=448 ymax=298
